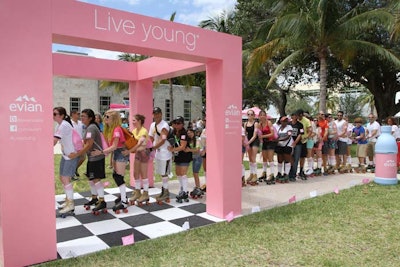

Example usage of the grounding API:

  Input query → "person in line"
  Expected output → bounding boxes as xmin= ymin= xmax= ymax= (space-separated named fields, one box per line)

xmin=334 ymin=111 xmax=349 ymax=173
xmin=352 ymin=117 xmax=368 ymax=172
xmin=386 ymin=116 xmax=400 ymax=173
xmin=95 ymin=113 xmax=104 ymax=132
xmin=168 ymin=116 xmax=192 ymax=203
xmin=186 ymin=128 xmax=205 ymax=197
xmin=70 ymin=109 xmax=107 ymax=213
xmin=244 ymin=109 xmax=260 ymax=185
xmin=312 ymin=118 xmax=324 ymax=175
xmin=326 ymin=114 xmax=338 ymax=174
xmin=70 ymin=110 xmax=85 ymax=180
xmin=317 ymin=111 xmax=329 ymax=175
xmin=93 ymin=110 xmax=129 ymax=212
xmin=199 ymin=118 xmax=207 ymax=192
xmin=305 ymin=114 xmax=317 ymax=174
xmin=149 ymin=107 xmax=173 ymax=203
xmin=124 ymin=114 xmax=151 ymax=206
xmin=241 ymin=126 xmax=248 ymax=186
xmin=344 ymin=115 xmax=354 ymax=170
xmin=296 ymin=109 xmax=312 ymax=178
xmin=275 ymin=116 xmax=293 ymax=183
xmin=53 ymin=107 xmax=80 ymax=216
xmin=365 ymin=113 xmax=381 ymax=172
xmin=288 ymin=112 xmax=304 ymax=182
xmin=258 ymin=110 xmax=276 ymax=184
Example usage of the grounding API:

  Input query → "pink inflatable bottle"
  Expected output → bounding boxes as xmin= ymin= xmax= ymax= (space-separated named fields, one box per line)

xmin=374 ymin=126 xmax=398 ymax=185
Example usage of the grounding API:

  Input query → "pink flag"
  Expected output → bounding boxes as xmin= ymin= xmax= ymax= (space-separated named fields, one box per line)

xmin=362 ymin=178 xmax=370 ymax=184
xmin=225 ymin=211 xmax=234 ymax=222
xmin=334 ymin=187 xmax=339 ymax=194
xmin=289 ymin=195 xmax=296 ymax=203
xmin=103 ymin=181 xmax=110 ymax=187
xmin=122 ymin=233 xmax=134 ymax=246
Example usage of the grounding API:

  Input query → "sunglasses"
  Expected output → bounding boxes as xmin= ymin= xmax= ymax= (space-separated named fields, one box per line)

xmin=104 ymin=115 xmax=110 ymax=119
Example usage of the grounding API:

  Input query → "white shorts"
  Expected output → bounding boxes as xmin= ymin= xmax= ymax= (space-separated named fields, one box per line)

xmin=155 ymin=158 xmax=171 ymax=176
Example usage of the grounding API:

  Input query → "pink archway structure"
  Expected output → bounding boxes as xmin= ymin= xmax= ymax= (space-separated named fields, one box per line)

xmin=0 ymin=0 xmax=242 ymax=266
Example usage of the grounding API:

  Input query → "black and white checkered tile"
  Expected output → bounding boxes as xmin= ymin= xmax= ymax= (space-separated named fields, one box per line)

xmin=55 ymin=187 xmax=223 ymax=259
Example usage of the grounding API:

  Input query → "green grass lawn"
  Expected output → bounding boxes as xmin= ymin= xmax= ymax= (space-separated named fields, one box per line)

xmin=40 ymin=181 xmax=400 ymax=266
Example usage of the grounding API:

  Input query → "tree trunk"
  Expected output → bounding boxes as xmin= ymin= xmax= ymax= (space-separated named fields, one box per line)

xmin=319 ymin=55 xmax=328 ymax=113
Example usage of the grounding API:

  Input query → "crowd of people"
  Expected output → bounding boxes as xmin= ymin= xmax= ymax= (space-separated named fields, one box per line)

xmin=53 ymin=106 xmax=206 ymax=217
xmin=242 ymin=108 xmax=400 ymax=185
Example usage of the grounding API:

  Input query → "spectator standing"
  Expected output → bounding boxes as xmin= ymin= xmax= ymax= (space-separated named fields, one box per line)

xmin=95 ymin=113 xmax=104 ymax=132
xmin=288 ymin=112 xmax=304 ymax=181
xmin=365 ymin=113 xmax=381 ymax=171
xmin=296 ymin=109 xmax=312 ymax=178
xmin=326 ymin=114 xmax=338 ymax=173
xmin=258 ymin=110 xmax=276 ymax=183
xmin=275 ymin=116 xmax=293 ymax=183
xmin=352 ymin=117 xmax=368 ymax=172
xmin=149 ymin=107 xmax=173 ymax=203
xmin=334 ymin=111 xmax=349 ymax=172
xmin=186 ymin=128 xmax=205 ymax=197
xmin=317 ymin=111 xmax=329 ymax=175
xmin=244 ymin=109 xmax=260 ymax=185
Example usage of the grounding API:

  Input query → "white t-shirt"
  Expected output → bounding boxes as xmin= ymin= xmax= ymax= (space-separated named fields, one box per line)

xmin=149 ymin=120 xmax=172 ymax=160
xmin=335 ymin=119 xmax=348 ymax=142
xmin=277 ymin=125 xmax=293 ymax=147
xmin=54 ymin=120 xmax=75 ymax=160
xmin=72 ymin=120 xmax=84 ymax=138
xmin=391 ymin=125 xmax=400 ymax=139
xmin=366 ymin=121 xmax=381 ymax=142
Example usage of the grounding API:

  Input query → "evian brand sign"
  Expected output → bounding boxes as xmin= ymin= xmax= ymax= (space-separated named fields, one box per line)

xmin=9 ymin=95 xmax=43 ymax=112
xmin=94 ymin=9 xmax=199 ymax=52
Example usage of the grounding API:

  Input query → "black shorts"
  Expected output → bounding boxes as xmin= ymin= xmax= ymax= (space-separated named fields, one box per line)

xmin=300 ymin=142 xmax=307 ymax=157
xmin=275 ymin=146 xmax=292 ymax=154
xmin=86 ymin=158 xmax=106 ymax=180
xmin=262 ymin=141 xmax=277 ymax=150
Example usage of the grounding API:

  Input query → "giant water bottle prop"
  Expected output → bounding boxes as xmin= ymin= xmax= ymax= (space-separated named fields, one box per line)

xmin=374 ymin=126 xmax=398 ymax=185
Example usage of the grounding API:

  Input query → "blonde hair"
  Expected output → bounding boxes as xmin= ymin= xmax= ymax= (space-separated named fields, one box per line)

xmin=103 ymin=110 xmax=122 ymax=142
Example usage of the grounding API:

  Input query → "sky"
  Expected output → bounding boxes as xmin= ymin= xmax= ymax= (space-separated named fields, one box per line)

xmin=53 ymin=0 xmax=237 ymax=59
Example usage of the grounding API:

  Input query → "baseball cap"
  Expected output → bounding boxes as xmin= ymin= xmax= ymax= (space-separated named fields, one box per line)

xmin=172 ymin=116 xmax=184 ymax=124
xmin=153 ymin=107 xmax=162 ymax=114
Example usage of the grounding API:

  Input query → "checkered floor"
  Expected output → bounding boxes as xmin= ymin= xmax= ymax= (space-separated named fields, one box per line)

xmin=55 ymin=187 xmax=223 ymax=259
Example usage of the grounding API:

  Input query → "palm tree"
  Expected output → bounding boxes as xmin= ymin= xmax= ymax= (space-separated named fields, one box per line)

xmin=247 ymin=0 xmax=399 ymax=113
xmin=199 ymin=9 xmax=235 ymax=33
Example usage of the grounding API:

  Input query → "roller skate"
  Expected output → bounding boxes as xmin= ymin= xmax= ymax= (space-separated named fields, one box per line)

xmin=275 ymin=172 xmax=283 ymax=183
xmin=241 ymin=176 xmax=246 ymax=187
xmin=313 ymin=168 xmax=322 ymax=176
xmin=190 ymin=187 xmax=204 ymax=199
xmin=83 ymin=195 xmax=99 ymax=211
xmin=299 ymin=171 xmax=307 ymax=180
xmin=92 ymin=198 xmax=107 ymax=215
xmin=58 ymin=197 xmax=67 ymax=210
xmin=112 ymin=200 xmax=128 ymax=214
xmin=258 ymin=172 xmax=267 ymax=183
xmin=281 ymin=174 xmax=289 ymax=183
xmin=288 ymin=175 xmax=296 ymax=182
xmin=354 ymin=165 xmax=366 ymax=173
xmin=248 ymin=174 xmax=259 ymax=186
xmin=156 ymin=187 xmax=170 ymax=204
xmin=136 ymin=191 xmax=150 ymax=206
xmin=58 ymin=199 xmax=75 ymax=218
xmin=176 ymin=190 xmax=189 ymax=203
xmin=129 ymin=189 xmax=141 ymax=205
xmin=265 ymin=174 xmax=275 ymax=185
xmin=366 ymin=165 xmax=374 ymax=172
xmin=305 ymin=169 xmax=314 ymax=178
xmin=200 ymin=184 xmax=207 ymax=193
xmin=245 ymin=174 xmax=253 ymax=184
xmin=345 ymin=164 xmax=353 ymax=173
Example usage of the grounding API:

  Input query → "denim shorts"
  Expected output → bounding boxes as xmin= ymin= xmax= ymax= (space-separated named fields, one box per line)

xmin=113 ymin=148 xmax=130 ymax=163
xmin=192 ymin=155 xmax=203 ymax=173
xmin=59 ymin=157 xmax=79 ymax=177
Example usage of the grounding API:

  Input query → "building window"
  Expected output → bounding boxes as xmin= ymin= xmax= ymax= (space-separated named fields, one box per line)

xmin=99 ymin=96 xmax=111 ymax=115
xmin=184 ymin=100 xmax=192 ymax=122
xmin=165 ymin=99 xmax=171 ymax=122
xmin=70 ymin=97 xmax=80 ymax=113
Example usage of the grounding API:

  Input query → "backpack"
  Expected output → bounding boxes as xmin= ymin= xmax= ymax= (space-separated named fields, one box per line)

xmin=121 ymin=127 xmax=138 ymax=150
xmin=155 ymin=123 xmax=175 ymax=146
xmin=72 ymin=129 xmax=83 ymax=152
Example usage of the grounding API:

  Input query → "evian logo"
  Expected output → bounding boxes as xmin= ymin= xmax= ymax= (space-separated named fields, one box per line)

xmin=383 ymin=159 xmax=397 ymax=167
xmin=225 ymin=104 xmax=240 ymax=117
xmin=9 ymin=95 xmax=43 ymax=112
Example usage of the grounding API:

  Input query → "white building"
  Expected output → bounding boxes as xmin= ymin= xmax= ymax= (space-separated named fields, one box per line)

xmin=53 ymin=77 xmax=203 ymax=122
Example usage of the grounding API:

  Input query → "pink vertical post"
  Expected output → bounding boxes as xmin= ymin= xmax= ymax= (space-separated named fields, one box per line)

xmin=0 ymin=0 xmax=57 ymax=266
xmin=129 ymin=79 xmax=155 ymax=187
xmin=206 ymin=57 xmax=242 ymax=218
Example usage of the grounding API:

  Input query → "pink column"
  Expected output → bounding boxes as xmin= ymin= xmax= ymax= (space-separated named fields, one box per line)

xmin=205 ymin=58 xmax=243 ymax=218
xmin=129 ymin=79 xmax=155 ymax=187
xmin=0 ymin=0 xmax=57 ymax=266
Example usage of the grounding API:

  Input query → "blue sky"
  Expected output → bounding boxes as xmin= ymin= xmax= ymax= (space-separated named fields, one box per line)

xmin=53 ymin=0 xmax=237 ymax=59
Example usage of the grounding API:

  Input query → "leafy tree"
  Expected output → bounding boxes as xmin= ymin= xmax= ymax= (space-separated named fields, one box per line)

xmin=246 ymin=0 xmax=400 ymax=115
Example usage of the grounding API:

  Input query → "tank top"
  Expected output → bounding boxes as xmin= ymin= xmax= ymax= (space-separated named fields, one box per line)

xmin=260 ymin=122 xmax=272 ymax=141
xmin=245 ymin=122 xmax=256 ymax=139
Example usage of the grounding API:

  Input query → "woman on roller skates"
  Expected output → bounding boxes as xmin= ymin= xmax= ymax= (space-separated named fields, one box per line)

xmin=53 ymin=107 xmax=80 ymax=217
xmin=244 ymin=109 xmax=260 ymax=185
xmin=168 ymin=116 xmax=192 ymax=203
xmin=275 ymin=116 xmax=293 ymax=183
xmin=258 ymin=110 xmax=277 ymax=184
xmin=93 ymin=110 xmax=130 ymax=213
xmin=186 ymin=129 xmax=205 ymax=198
xmin=69 ymin=109 xmax=107 ymax=215
xmin=123 ymin=114 xmax=151 ymax=206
